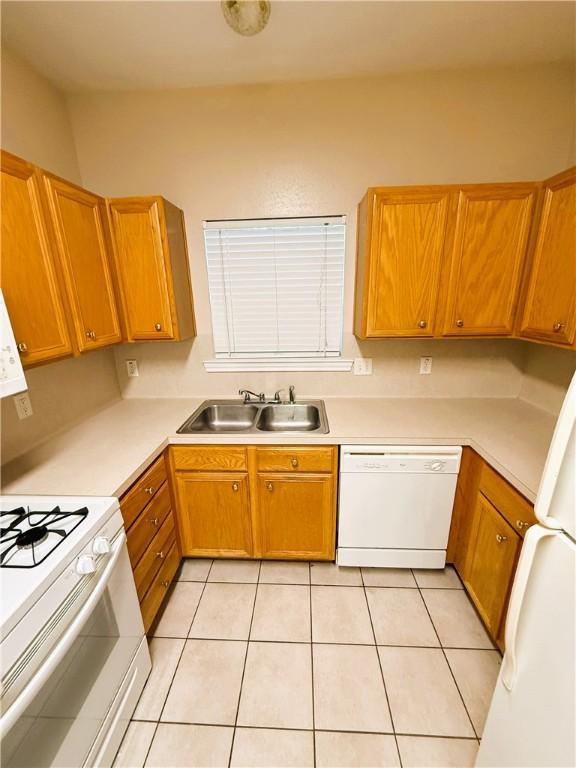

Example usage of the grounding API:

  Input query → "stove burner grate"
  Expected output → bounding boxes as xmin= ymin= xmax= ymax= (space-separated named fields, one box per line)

xmin=0 ymin=506 xmax=89 ymax=568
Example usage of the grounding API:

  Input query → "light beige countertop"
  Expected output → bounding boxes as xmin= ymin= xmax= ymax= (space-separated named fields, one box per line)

xmin=1 ymin=396 xmax=557 ymax=502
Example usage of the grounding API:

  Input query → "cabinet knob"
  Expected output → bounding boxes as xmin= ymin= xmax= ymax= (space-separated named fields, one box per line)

xmin=418 ymin=320 xmax=427 ymax=329
xmin=553 ymin=322 xmax=564 ymax=333
xmin=149 ymin=517 xmax=160 ymax=526
xmin=291 ymin=457 xmax=299 ymax=468
xmin=161 ymin=579 xmax=170 ymax=588
xmin=156 ymin=550 xmax=165 ymax=559
xmin=516 ymin=520 xmax=530 ymax=530
xmin=232 ymin=482 xmax=239 ymax=492
xmin=154 ymin=323 xmax=162 ymax=332
xmin=144 ymin=486 xmax=155 ymax=495
xmin=496 ymin=534 xmax=508 ymax=544
xmin=85 ymin=329 xmax=96 ymax=340
xmin=17 ymin=342 xmax=28 ymax=353
xmin=266 ymin=482 xmax=273 ymax=492
xmin=456 ymin=319 xmax=464 ymax=328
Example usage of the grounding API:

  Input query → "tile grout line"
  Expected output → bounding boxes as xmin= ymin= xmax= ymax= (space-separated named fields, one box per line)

xmin=227 ymin=560 xmax=262 ymax=768
xmin=411 ymin=568 xmax=480 ymax=741
xmin=309 ymin=562 xmax=317 ymax=768
xmin=138 ymin=560 xmax=213 ymax=767
xmin=360 ymin=568 xmax=403 ymax=768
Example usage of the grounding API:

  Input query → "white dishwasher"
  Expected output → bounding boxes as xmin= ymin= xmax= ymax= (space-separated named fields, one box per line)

xmin=337 ymin=445 xmax=462 ymax=569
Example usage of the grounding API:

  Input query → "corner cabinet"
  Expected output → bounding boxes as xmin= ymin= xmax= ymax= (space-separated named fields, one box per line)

xmin=42 ymin=173 xmax=122 ymax=352
xmin=354 ymin=187 xmax=450 ymax=338
xmin=0 ymin=150 xmax=73 ymax=365
xmin=518 ymin=167 xmax=576 ymax=347
xmin=440 ymin=184 xmax=537 ymax=336
xmin=108 ymin=197 xmax=196 ymax=342
xmin=168 ymin=445 xmax=338 ymax=561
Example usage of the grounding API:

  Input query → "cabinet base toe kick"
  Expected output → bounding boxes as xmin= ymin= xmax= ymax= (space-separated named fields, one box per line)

xmin=337 ymin=547 xmax=447 ymax=569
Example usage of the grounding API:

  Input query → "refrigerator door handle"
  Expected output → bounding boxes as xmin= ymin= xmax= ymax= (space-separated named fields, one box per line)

xmin=502 ymin=524 xmax=557 ymax=691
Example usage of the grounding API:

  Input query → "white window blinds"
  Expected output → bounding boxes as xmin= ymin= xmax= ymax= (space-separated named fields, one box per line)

xmin=204 ymin=216 xmax=345 ymax=357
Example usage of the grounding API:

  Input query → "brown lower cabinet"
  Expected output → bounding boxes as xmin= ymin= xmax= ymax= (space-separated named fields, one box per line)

xmin=120 ymin=453 xmax=181 ymax=632
xmin=169 ymin=445 xmax=338 ymax=561
xmin=447 ymin=448 xmax=537 ymax=649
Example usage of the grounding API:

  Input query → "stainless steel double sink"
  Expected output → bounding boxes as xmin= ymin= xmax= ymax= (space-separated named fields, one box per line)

xmin=177 ymin=400 xmax=329 ymax=434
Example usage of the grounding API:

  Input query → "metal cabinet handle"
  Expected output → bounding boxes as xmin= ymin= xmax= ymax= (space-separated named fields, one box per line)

xmin=553 ymin=322 xmax=564 ymax=332
xmin=516 ymin=520 xmax=530 ymax=530
xmin=266 ymin=482 xmax=273 ymax=492
xmin=17 ymin=342 xmax=28 ymax=353
xmin=232 ymin=482 xmax=239 ymax=492
xmin=418 ymin=320 xmax=427 ymax=329
xmin=496 ymin=533 xmax=508 ymax=543
xmin=156 ymin=551 xmax=165 ymax=559
xmin=154 ymin=323 xmax=162 ymax=332
xmin=144 ymin=486 xmax=155 ymax=495
xmin=161 ymin=579 xmax=170 ymax=588
xmin=85 ymin=330 xmax=96 ymax=340
xmin=291 ymin=458 xmax=299 ymax=468
xmin=456 ymin=319 xmax=464 ymax=328
xmin=149 ymin=517 xmax=160 ymax=527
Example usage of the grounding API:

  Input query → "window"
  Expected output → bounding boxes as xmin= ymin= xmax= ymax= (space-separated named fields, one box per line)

xmin=204 ymin=216 xmax=347 ymax=370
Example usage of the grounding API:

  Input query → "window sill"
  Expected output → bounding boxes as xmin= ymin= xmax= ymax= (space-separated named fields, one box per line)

xmin=203 ymin=358 xmax=354 ymax=372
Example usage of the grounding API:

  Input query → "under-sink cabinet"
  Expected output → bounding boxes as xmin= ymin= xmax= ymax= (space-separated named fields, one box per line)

xmin=168 ymin=445 xmax=338 ymax=561
xmin=120 ymin=453 xmax=181 ymax=632
xmin=447 ymin=448 xmax=537 ymax=649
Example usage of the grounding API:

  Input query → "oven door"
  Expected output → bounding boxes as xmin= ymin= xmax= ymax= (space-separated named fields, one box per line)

xmin=1 ymin=532 xmax=145 ymax=768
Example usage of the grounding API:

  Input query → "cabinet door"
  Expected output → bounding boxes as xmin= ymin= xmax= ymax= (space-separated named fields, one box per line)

xmin=519 ymin=167 xmax=576 ymax=345
xmin=174 ymin=472 xmax=253 ymax=557
xmin=362 ymin=188 xmax=450 ymax=336
xmin=441 ymin=185 xmax=536 ymax=336
xmin=108 ymin=198 xmax=175 ymax=340
xmin=464 ymin=492 xmax=521 ymax=639
xmin=0 ymin=151 xmax=72 ymax=365
xmin=256 ymin=474 xmax=336 ymax=560
xmin=44 ymin=175 xmax=122 ymax=351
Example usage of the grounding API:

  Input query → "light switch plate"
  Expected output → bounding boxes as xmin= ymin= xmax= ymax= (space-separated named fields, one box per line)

xmin=126 ymin=359 xmax=139 ymax=377
xmin=420 ymin=356 xmax=433 ymax=375
xmin=14 ymin=391 xmax=33 ymax=419
xmin=353 ymin=357 xmax=373 ymax=376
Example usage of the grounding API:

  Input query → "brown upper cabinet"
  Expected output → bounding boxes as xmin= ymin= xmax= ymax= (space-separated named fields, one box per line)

xmin=108 ymin=197 xmax=196 ymax=342
xmin=0 ymin=151 xmax=73 ymax=366
xmin=42 ymin=173 xmax=122 ymax=352
xmin=517 ymin=167 xmax=576 ymax=347
xmin=354 ymin=186 xmax=451 ymax=337
xmin=440 ymin=184 xmax=537 ymax=336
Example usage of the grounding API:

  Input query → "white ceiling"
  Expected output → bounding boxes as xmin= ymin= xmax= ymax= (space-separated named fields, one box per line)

xmin=2 ymin=1 xmax=574 ymax=93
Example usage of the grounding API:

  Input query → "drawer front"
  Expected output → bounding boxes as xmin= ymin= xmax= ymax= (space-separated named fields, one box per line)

xmin=126 ymin=481 xmax=171 ymax=567
xmin=479 ymin=462 xmax=536 ymax=537
xmin=134 ymin=512 xmax=176 ymax=601
xmin=255 ymin=447 xmax=335 ymax=473
xmin=171 ymin=446 xmax=247 ymax=472
xmin=121 ymin=454 xmax=167 ymax=529
xmin=140 ymin=541 xmax=180 ymax=633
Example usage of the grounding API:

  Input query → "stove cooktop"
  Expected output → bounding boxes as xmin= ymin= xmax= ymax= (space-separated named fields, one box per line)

xmin=0 ymin=506 xmax=89 ymax=568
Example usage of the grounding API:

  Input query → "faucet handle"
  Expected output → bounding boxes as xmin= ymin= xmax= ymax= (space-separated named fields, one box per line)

xmin=289 ymin=385 xmax=296 ymax=404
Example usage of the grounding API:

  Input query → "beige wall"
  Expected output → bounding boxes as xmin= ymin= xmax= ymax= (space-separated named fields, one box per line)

xmin=67 ymin=64 xmax=575 ymax=404
xmin=520 ymin=345 xmax=576 ymax=414
xmin=0 ymin=47 xmax=121 ymax=465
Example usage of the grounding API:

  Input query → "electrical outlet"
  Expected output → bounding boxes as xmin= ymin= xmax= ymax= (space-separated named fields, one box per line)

xmin=126 ymin=359 xmax=139 ymax=377
xmin=420 ymin=356 xmax=433 ymax=375
xmin=14 ymin=391 xmax=33 ymax=419
xmin=353 ymin=357 xmax=373 ymax=376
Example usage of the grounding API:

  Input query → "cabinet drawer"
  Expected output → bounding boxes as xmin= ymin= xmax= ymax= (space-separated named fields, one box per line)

xmin=121 ymin=454 xmax=167 ymax=529
xmin=126 ymin=481 xmax=171 ymax=567
xmin=255 ymin=447 xmax=335 ymax=473
xmin=140 ymin=541 xmax=180 ymax=633
xmin=171 ymin=446 xmax=247 ymax=471
xmin=479 ymin=463 xmax=536 ymax=537
xmin=134 ymin=512 xmax=176 ymax=601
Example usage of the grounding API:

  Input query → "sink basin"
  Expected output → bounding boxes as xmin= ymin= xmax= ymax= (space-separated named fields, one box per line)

xmin=179 ymin=404 xmax=259 ymax=432
xmin=177 ymin=400 xmax=329 ymax=434
xmin=257 ymin=404 xmax=321 ymax=432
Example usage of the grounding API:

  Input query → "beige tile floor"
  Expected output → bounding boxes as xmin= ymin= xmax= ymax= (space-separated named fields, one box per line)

xmin=114 ymin=561 xmax=501 ymax=768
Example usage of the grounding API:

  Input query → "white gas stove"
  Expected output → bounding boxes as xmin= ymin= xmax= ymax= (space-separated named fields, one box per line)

xmin=0 ymin=495 xmax=151 ymax=768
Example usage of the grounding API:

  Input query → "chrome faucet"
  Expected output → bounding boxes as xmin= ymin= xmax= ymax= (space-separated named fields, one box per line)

xmin=239 ymin=389 xmax=265 ymax=403
xmin=289 ymin=385 xmax=296 ymax=404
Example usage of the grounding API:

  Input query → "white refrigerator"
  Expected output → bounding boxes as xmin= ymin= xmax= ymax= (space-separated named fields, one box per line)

xmin=476 ymin=372 xmax=576 ymax=768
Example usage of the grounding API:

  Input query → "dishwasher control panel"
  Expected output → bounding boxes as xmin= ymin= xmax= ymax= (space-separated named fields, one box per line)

xmin=340 ymin=445 xmax=462 ymax=474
